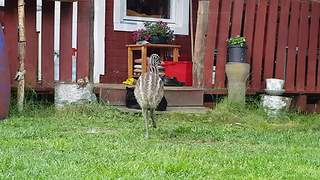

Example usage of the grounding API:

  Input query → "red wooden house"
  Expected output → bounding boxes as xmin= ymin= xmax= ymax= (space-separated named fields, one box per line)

xmin=1 ymin=0 xmax=320 ymax=111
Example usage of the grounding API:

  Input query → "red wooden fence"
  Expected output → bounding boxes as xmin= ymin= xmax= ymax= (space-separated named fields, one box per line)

xmin=205 ymin=0 xmax=320 ymax=94
xmin=0 ymin=0 xmax=90 ymax=90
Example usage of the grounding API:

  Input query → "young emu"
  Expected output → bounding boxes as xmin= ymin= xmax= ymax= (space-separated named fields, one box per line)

xmin=134 ymin=54 xmax=164 ymax=138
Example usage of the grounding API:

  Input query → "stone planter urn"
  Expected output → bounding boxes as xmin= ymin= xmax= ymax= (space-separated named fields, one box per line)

xmin=225 ymin=63 xmax=250 ymax=104
xmin=262 ymin=78 xmax=291 ymax=116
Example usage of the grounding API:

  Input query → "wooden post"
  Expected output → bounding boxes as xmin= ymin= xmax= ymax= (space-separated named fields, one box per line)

xmin=127 ymin=47 xmax=133 ymax=78
xmin=16 ymin=0 xmax=26 ymax=112
xmin=192 ymin=0 xmax=210 ymax=88
xmin=141 ymin=46 xmax=147 ymax=74
xmin=294 ymin=94 xmax=307 ymax=112
xmin=315 ymin=99 xmax=320 ymax=113
xmin=190 ymin=0 xmax=194 ymax=59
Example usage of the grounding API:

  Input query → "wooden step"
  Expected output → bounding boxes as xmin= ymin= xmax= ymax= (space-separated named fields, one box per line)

xmin=94 ymin=84 xmax=204 ymax=107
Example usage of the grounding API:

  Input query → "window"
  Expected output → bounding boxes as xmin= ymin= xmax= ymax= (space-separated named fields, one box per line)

xmin=126 ymin=0 xmax=171 ymax=19
xmin=114 ymin=0 xmax=189 ymax=35
xmin=0 ymin=0 xmax=4 ymax=7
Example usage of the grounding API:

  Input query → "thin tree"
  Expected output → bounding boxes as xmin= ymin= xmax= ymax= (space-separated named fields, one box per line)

xmin=16 ymin=0 xmax=26 ymax=112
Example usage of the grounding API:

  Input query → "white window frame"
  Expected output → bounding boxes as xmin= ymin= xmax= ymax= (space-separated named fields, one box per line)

xmin=114 ymin=0 xmax=189 ymax=35
xmin=0 ymin=0 xmax=4 ymax=7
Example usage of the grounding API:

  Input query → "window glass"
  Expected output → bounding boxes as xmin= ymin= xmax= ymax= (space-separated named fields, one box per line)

xmin=126 ymin=0 xmax=170 ymax=19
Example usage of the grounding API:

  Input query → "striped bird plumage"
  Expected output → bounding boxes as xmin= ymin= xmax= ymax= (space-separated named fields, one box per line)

xmin=134 ymin=54 xmax=164 ymax=138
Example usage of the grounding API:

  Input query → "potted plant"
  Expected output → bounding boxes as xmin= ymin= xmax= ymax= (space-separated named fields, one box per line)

xmin=132 ymin=29 xmax=152 ymax=44
xmin=227 ymin=36 xmax=247 ymax=63
xmin=132 ymin=21 xmax=175 ymax=44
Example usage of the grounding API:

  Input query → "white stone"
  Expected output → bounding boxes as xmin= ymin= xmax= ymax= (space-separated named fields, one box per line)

xmin=55 ymin=83 xmax=97 ymax=108
xmin=261 ymin=95 xmax=292 ymax=116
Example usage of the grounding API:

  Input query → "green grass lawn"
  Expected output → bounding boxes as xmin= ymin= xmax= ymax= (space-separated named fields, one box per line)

xmin=1 ymin=101 xmax=320 ymax=179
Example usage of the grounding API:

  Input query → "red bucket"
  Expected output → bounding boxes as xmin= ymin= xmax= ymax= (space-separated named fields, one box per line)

xmin=0 ymin=28 xmax=10 ymax=120
xmin=163 ymin=61 xmax=193 ymax=86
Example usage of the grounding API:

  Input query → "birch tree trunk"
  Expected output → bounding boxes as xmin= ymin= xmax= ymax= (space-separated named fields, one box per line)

xmin=17 ymin=0 xmax=26 ymax=112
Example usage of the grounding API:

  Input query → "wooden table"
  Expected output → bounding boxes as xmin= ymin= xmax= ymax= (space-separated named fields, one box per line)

xmin=127 ymin=44 xmax=181 ymax=78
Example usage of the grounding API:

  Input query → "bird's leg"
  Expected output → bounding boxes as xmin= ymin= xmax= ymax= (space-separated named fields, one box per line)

xmin=142 ymin=108 xmax=149 ymax=139
xmin=150 ymin=108 xmax=157 ymax=128
xmin=147 ymin=109 xmax=151 ymax=126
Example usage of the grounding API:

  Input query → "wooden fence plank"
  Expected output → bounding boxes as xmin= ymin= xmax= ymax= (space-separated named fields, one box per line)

xmin=307 ymin=2 xmax=320 ymax=91
xmin=4 ymin=0 xmax=18 ymax=84
xmin=243 ymin=0 xmax=255 ymax=65
xmin=317 ymin=17 xmax=320 ymax=91
xmin=251 ymin=0 xmax=267 ymax=90
xmin=263 ymin=0 xmax=278 ymax=80
xmin=41 ymin=1 xmax=54 ymax=87
xmin=59 ymin=2 xmax=73 ymax=82
xmin=296 ymin=1 xmax=310 ymax=92
xmin=230 ymin=0 xmax=244 ymax=36
xmin=25 ymin=0 xmax=38 ymax=86
xmin=77 ymin=1 xmax=90 ymax=80
xmin=214 ymin=0 xmax=232 ymax=88
xmin=285 ymin=0 xmax=300 ymax=91
xmin=204 ymin=0 xmax=220 ymax=88
xmin=275 ymin=0 xmax=290 ymax=80
xmin=318 ymin=7 xmax=320 ymax=91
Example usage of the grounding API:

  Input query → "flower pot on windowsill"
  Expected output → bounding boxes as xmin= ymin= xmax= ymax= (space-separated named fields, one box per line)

xmin=227 ymin=45 xmax=247 ymax=63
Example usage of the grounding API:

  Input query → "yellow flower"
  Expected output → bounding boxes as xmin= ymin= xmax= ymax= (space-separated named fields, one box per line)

xmin=122 ymin=77 xmax=136 ymax=86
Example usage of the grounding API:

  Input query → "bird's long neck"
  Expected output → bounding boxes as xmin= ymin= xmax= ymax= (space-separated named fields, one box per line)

xmin=148 ymin=54 xmax=160 ymax=74
xmin=149 ymin=64 xmax=159 ymax=74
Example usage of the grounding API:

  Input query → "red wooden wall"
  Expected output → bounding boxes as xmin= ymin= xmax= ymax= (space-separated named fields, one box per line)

xmin=100 ymin=0 xmax=198 ymax=84
xmin=1 ymin=0 xmax=197 ymax=87
xmin=204 ymin=0 xmax=320 ymax=94
xmin=0 ymin=0 xmax=90 ymax=89
xmin=2 ymin=0 xmax=320 ymax=96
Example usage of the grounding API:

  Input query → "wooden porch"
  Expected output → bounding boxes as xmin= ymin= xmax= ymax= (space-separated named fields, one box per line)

xmin=94 ymin=84 xmax=204 ymax=107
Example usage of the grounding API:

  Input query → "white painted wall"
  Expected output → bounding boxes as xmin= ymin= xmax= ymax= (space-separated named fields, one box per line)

xmin=72 ymin=2 xmax=77 ymax=82
xmin=93 ymin=0 xmax=106 ymax=83
xmin=37 ymin=0 xmax=42 ymax=81
xmin=54 ymin=2 xmax=61 ymax=81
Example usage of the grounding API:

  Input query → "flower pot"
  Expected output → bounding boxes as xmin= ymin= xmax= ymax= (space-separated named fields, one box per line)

xmin=0 ymin=28 xmax=10 ymax=120
xmin=228 ymin=45 xmax=247 ymax=63
xmin=150 ymin=36 xmax=167 ymax=44
xmin=266 ymin=78 xmax=284 ymax=91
